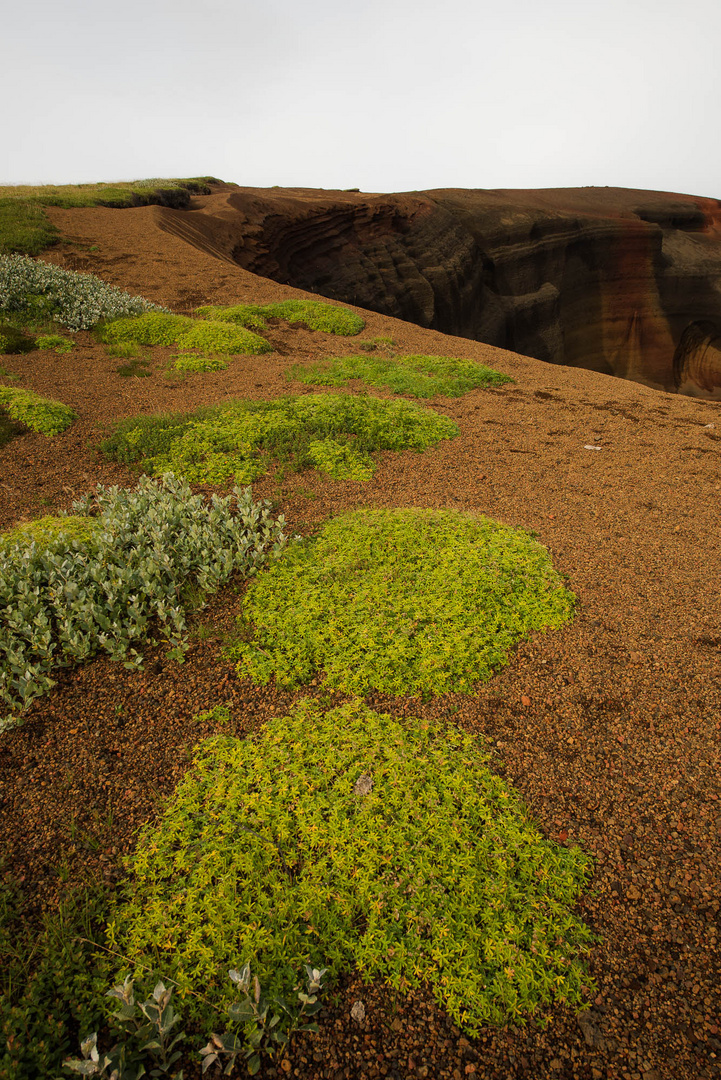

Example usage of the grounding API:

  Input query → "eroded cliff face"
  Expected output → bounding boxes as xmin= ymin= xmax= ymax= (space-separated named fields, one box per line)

xmin=155 ymin=184 xmax=721 ymax=397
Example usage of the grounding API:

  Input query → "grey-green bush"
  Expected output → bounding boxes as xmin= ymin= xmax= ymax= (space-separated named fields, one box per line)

xmin=0 ymin=255 xmax=167 ymax=331
xmin=0 ymin=474 xmax=287 ymax=729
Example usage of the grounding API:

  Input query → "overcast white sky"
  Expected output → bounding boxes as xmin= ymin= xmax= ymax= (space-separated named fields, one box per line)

xmin=3 ymin=0 xmax=719 ymax=197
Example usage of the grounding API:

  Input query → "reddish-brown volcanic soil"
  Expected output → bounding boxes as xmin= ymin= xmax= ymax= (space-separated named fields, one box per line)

xmin=1 ymin=194 xmax=720 ymax=1080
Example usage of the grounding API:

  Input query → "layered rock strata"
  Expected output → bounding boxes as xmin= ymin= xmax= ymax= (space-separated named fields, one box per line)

xmin=156 ymin=184 xmax=721 ymax=397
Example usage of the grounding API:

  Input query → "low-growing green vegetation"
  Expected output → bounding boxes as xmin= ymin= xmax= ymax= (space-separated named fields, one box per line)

xmin=0 ymin=514 xmax=100 ymax=552
xmin=97 ymin=311 xmax=271 ymax=355
xmin=0 ymin=413 xmax=18 ymax=448
xmin=0 ymin=201 xmax=59 ymax=258
xmin=229 ymin=508 xmax=575 ymax=696
xmin=0 ymin=177 xmax=218 ymax=209
xmin=105 ymin=699 xmax=594 ymax=1034
xmin=0 ymin=323 xmax=36 ymax=355
xmin=34 ymin=333 xmax=73 ymax=353
xmin=104 ymin=340 xmax=140 ymax=360
xmin=290 ymin=353 xmax=514 ymax=398
xmin=116 ymin=356 xmax=152 ymax=378
xmin=0 ymin=872 xmax=110 ymax=1080
xmin=0 ymin=474 xmax=287 ymax=728
xmin=99 ymin=393 xmax=459 ymax=485
xmin=357 ymin=336 xmax=396 ymax=351
xmin=196 ymin=299 xmax=365 ymax=336
xmin=0 ymin=255 xmax=166 ymax=331
xmin=0 ymin=178 xmax=220 ymax=256
xmin=0 ymin=386 xmax=76 ymax=436
xmin=172 ymin=352 xmax=228 ymax=373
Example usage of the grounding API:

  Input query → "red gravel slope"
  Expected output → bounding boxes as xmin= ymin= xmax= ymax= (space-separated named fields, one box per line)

xmin=0 ymin=194 xmax=719 ymax=1080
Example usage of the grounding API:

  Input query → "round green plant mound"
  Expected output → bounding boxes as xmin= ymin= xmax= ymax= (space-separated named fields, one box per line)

xmin=106 ymin=700 xmax=594 ymax=1033
xmin=172 ymin=352 xmax=228 ymax=373
xmin=99 ymin=394 xmax=458 ymax=485
xmin=196 ymin=299 xmax=364 ymax=336
xmin=0 ymin=385 xmax=76 ymax=435
xmin=230 ymin=508 xmax=575 ymax=696
xmin=35 ymin=333 xmax=73 ymax=353
xmin=98 ymin=312 xmax=271 ymax=355
xmin=290 ymin=353 xmax=513 ymax=398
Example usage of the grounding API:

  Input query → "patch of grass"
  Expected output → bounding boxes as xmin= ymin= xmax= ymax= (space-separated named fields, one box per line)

xmin=106 ymin=699 xmax=594 ymax=1034
xmin=196 ymin=300 xmax=365 ymax=336
xmin=116 ymin=356 xmax=152 ymax=378
xmin=0 ymin=177 xmax=219 ymax=209
xmin=97 ymin=312 xmax=271 ymax=355
xmin=290 ymin=353 xmax=514 ymax=398
xmin=0 ymin=386 xmax=76 ymax=436
xmin=35 ymin=333 xmax=73 ymax=354
xmin=229 ymin=508 xmax=575 ymax=696
xmin=0 ymin=200 xmax=60 ymax=256
xmin=99 ymin=393 xmax=458 ymax=485
xmin=194 ymin=305 xmax=267 ymax=331
xmin=357 ymin=336 xmax=396 ymax=352
xmin=172 ymin=352 xmax=228 ymax=373
xmin=0 ymin=872 xmax=110 ymax=1080
xmin=306 ymin=436 xmax=375 ymax=480
xmin=104 ymin=340 xmax=140 ymax=360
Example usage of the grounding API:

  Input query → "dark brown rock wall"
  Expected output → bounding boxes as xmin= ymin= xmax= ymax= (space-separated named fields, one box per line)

xmin=155 ymin=185 xmax=721 ymax=397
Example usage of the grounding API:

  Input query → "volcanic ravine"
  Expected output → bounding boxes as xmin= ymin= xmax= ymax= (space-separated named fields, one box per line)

xmin=150 ymin=182 xmax=721 ymax=398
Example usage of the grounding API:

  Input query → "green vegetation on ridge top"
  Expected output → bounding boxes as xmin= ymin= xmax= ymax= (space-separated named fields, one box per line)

xmin=290 ymin=352 xmax=514 ymax=398
xmin=196 ymin=299 xmax=365 ymax=336
xmin=99 ymin=393 xmax=459 ymax=485
xmin=229 ymin=507 xmax=575 ymax=696
xmin=106 ymin=698 xmax=594 ymax=1035
xmin=0 ymin=178 xmax=221 ymax=256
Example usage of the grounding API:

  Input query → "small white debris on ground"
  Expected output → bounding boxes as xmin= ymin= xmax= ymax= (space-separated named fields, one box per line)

xmin=353 ymin=773 xmax=374 ymax=796
xmin=351 ymin=1000 xmax=366 ymax=1023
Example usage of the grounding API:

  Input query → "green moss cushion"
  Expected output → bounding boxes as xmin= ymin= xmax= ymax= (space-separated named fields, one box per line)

xmin=229 ymin=508 xmax=575 ymax=696
xmin=290 ymin=353 xmax=513 ymax=397
xmin=99 ymin=394 xmax=458 ymax=485
xmin=0 ymin=386 xmax=76 ymax=435
xmin=0 ymin=515 xmax=99 ymax=552
xmin=196 ymin=300 xmax=364 ymax=336
xmin=98 ymin=312 xmax=271 ymax=355
xmin=105 ymin=700 xmax=594 ymax=1033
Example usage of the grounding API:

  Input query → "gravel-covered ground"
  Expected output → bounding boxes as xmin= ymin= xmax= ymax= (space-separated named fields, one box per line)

xmin=0 ymin=197 xmax=719 ymax=1080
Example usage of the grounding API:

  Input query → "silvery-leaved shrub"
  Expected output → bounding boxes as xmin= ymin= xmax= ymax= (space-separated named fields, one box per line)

xmin=0 ymin=254 xmax=167 ymax=331
xmin=0 ymin=473 xmax=287 ymax=730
